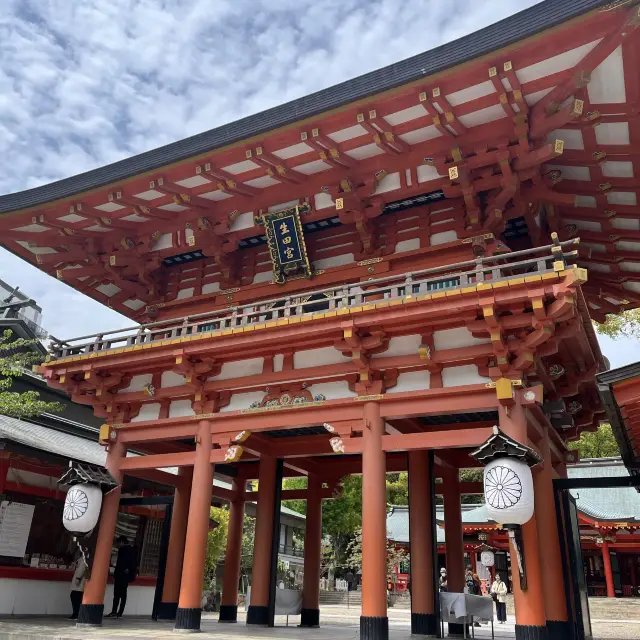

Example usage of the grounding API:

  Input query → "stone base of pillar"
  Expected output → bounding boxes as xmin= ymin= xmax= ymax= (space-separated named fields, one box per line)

xmin=515 ymin=624 xmax=549 ymax=640
xmin=411 ymin=612 xmax=437 ymax=635
xmin=174 ymin=607 xmax=201 ymax=632
xmin=360 ymin=615 xmax=389 ymax=640
xmin=546 ymin=620 xmax=570 ymax=640
xmin=246 ymin=605 xmax=269 ymax=626
xmin=156 ymin=601 xmax=178 ymax=620
xmin=76 ymin=603 xmax=103 ymax=626
xmin=299 ymin=608 xmax=320 ymax=627
xmin=218 ymin=604 xmax=238 ymax=622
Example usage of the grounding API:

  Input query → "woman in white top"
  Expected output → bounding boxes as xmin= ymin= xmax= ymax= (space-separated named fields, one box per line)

xmin=68 ymin=556 xmax=87 ymax=620
xmin=490 ymin=574 xmax=508 ymax=623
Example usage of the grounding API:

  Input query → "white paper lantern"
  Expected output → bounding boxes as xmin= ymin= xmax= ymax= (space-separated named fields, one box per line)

xmin=63 ymin=483 xmax=102 ymax=533
xmin=483 ymin=458 xmax=534 ymax=525
xmin=480 ymin=550 xmax=495 ymax=567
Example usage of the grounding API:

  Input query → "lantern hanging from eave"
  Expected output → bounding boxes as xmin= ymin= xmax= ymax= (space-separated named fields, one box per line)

xmin=63 ymin=483 xmax=103 ymax=533
xmin=470 ymin=425 xmax=541 ymax=527
xmin=480 ymin=549 xmax=495 ymax=568
xmin=483 ymin=457 xmax=534 ymax=525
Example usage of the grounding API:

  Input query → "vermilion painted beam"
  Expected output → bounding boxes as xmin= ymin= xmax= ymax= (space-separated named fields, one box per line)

xmin=119 ymin=451 xmax=197 ymax=470
xmin=381 ymin=427 xmax=493 ymax=452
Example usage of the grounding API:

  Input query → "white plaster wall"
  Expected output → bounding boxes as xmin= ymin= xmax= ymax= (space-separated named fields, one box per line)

xmin=294 ymin=347 xmax=351 ymax=368
xmin=0 ymin=579 xmax=155 ymax=616
xmin=253 ymin=271 xmax=273 ymax=284
xmin=121 ymin=374 xmax=153 ymax=393
xmin=220 ymin=391 xmax=265 ymax=412
xmin=230 ymin=212 xmax=254 ymax=231
xmin=152 ymin=233 xmax=173 ymax=251
xmin=273 ymin=354 xmax=284 ymax=372
xmin=176 ymin=287 xmax=194 ymax=300
xmin=313 ymin=253 xmax=354 ymax=270
xmin=374 ymin=172 xmax=401 ymax=194
xmin=161 ymin=371 xmax=186 ymax=388
xmin=442 ymin=365 xmax=490 ymax=387
xmin=372 ymin=334 xmax=422 ymax=359
xmin=216 ymin=358 xmax=264 ymax=380
xmin=387 ymin=370 xmax=431 ymax=393
xmin=168 ymin=399 xmax=195 ymax=418
xmin=202 ymin=282 xmax=221 ymax=294
xmin=314 ymin=192 xmax=335 ymax=210
xmin=308 ymin=381 xmax=357 ymax=400
xmin=395 ymin=238 xmax=420 ymax=253
xmin=430 ymin=230 xmax=457 ymax=246
xmin=433 ymin=327 xmax=491 ymax=350
xmin=131 ymin=403 xmax=161 ymax=422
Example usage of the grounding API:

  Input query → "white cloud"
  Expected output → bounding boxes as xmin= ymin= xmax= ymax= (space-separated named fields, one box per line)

xmin=1 ymin=0 xmax=545 ymax=339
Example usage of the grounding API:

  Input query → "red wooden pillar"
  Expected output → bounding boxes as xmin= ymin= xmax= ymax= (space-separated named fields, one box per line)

xmin=158 ymin=466 xmax=193 ymax=620
xmin=300 ymin=474 xmax=323 ymax=627
xmin=78 ymin=439 xmax=126 ymax=626
xmin=247 ymin=455 xmax=278 ymax=625
xmin=220 ymin=478 xmax=245 ymax=622
xmin=499 ymin=404 xmax=547 ymax=637
xmin=360 ymin=401 xmax=388 ymax=640
xmin=442 ymin=467 xmax=465 ymax=635
xmin=534 ymin=431 xmax=569 ymax=639
xmin=601 ymin=541 xmax=616 ymax=598
xmin=174 ymin=420 xmax=214 ymax=632
xmin=408 ymin=450 xmax=436 ymax=635
xmin=510 ymin=516 xmax=548 ymax=632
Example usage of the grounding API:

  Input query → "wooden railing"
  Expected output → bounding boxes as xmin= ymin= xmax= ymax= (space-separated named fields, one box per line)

xmin=49 ymin=239 xmax=578 ymax=359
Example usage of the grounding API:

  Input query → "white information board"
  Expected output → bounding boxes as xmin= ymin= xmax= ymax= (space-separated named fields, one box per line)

xmin=0 ymin=501 xmax=35 ymax=557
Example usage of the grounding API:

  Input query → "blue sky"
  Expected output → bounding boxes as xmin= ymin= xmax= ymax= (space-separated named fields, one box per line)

xmin=1 ymin=0 xmax=639 ymax=368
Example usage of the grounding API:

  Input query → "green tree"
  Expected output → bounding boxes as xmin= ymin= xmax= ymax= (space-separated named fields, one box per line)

xmin=386 ymin=472 xmax=408 ymax=505
xmin=239 ymin=514 xmax=256 ymax=593
xmin=346 ymin=526 xmax=409 ymax=581
xmin=0 ymin=330 xmax=63 ymax=418
xmin=569 ymin=423 xmax=620 ymax=459
xmin=204 ymin=506 xmax=230 ymax=588
xmin=321 ymin=475 xmax=363 ymax=567
xmin=595 ymin=310 xmax=640 ymax=340
xmin=282 ymin=476 xmax=307 ymax=515
xmin=460 ymin=468 xmax=484 ymax=505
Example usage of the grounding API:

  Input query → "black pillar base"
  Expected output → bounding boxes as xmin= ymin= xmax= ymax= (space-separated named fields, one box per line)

xmin=411 ymin=612 xmax=437 ymax=635
xmin=218 ymin=604 xmax=238 ymax=623
xmin=546 ymin=620 xmax=570 ymax=640
xmin=299 ymin=608 xmax=320 ymax=628
xmin=156 ymin=601 xmax=178 ymax=621
xmin=447 ymin=622 xmax=468 ymax=636
xmin=360 ymin=615 xmax=389 ymax=640
xmin=515 ymin=624 xmax=549 ymax=640
xmin=174 ymin=607 xmax=201 ymax=632
xmin=246 ymin=605 xmax=269 ymax=626
xmin=76 ymin=603 xmax=103 ymax=626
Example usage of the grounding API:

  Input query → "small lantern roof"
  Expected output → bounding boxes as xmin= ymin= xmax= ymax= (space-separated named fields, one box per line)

xmin=470 ymin=426 xmax=542 ymax=468
xmin=58 ymin=461 xmax=119 ymax=493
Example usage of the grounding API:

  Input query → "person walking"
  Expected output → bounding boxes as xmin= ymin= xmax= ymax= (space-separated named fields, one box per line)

xmin=345 ymin=569 xmax=355 ymax=592
xmin=68 ymin=554 xmax=87 ymax=620
xmin=106 ymin=536 xmax=137 ymax=618
xmin=439 ymin=568 xmax=448 ymax=592
xmin=491 ymin=574 xmax=508 ymax=623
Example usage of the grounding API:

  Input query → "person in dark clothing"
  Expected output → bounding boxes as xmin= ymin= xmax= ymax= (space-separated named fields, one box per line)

xmin=345 ymin=570 xmax=355 ymax=592
xmin=106 ymin=536 xmax=137 ymax=618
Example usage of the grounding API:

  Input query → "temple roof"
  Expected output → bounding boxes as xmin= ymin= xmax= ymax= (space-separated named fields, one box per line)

xmin=0 ymin=0 xmax=611 ymax=214
xmin=0 ymin=0 xmax=636 ymax=320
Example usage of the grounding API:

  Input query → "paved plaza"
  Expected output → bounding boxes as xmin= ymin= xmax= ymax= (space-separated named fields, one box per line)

xmin=0 ymin=603 xmax=638 ymax=640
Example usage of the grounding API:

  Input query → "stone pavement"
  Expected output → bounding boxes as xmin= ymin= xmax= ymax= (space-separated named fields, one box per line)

xmin=0 ymin=605 xmax=638 ymax=639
